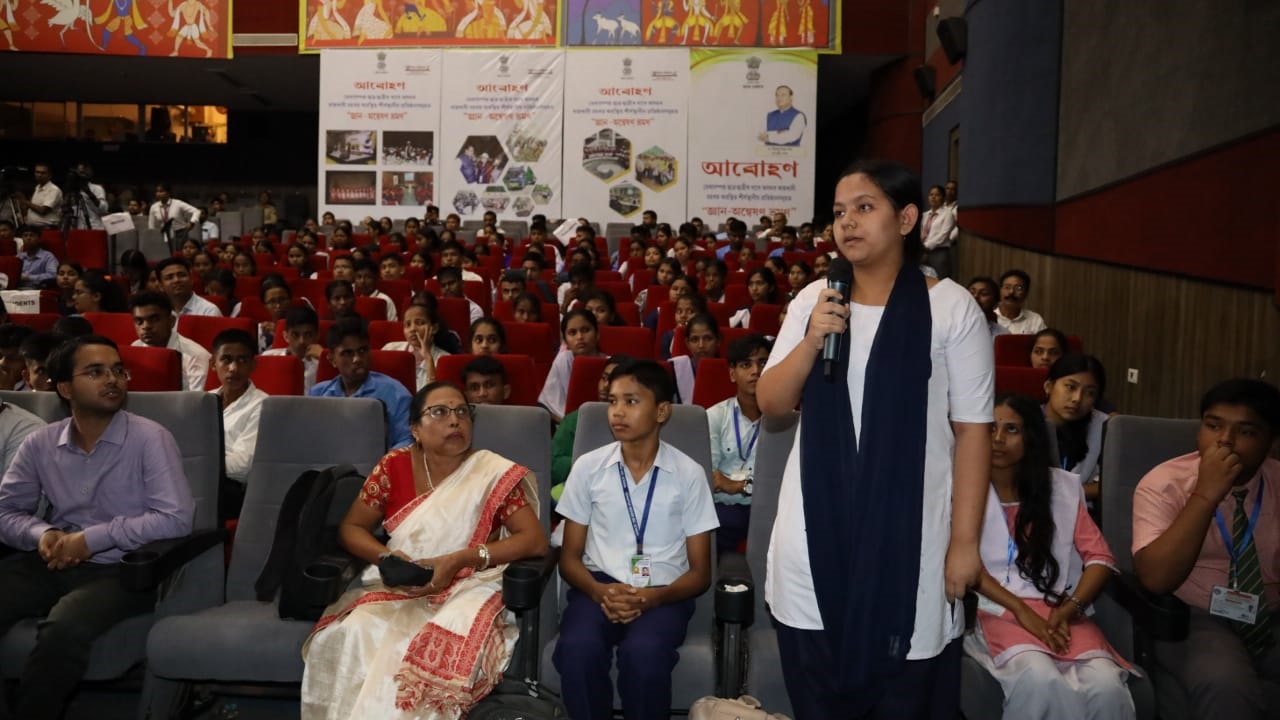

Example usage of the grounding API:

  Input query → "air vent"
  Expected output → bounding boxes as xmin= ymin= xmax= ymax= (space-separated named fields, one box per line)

xmin=232 ymin=33 xmax=299 ymax=47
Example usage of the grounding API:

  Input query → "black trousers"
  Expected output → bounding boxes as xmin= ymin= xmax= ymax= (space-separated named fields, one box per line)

xmin=775 ymin=616 xmax=962 ymax=720
xmin=0 ymin=552 xmax=154 ymax=720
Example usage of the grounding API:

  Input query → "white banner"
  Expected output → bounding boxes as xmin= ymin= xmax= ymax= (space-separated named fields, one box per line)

xmin=563 ymin=49 xmax=689 ymax=225
xmin=687 ymin=50 xmax=817 ymax=227
xmin=318 ymin=49 xmax=444 ymax=222
xmin=439 ymin=50 xmax=565 ymax=222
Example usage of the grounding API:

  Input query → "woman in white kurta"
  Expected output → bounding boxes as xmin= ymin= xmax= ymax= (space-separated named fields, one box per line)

xmin=301 ymin=383 xmax=547 ymax=719
xmin=757 ymin=160 xmax=993 ymax=718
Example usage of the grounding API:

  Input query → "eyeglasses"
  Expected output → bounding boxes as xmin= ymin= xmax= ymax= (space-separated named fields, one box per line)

xmin=73 ymin=366 xmax=131 ymax=382
xmin=1001 ymin=284 xmax=1026 ymax=293
xmin=423 ymin=404 xmax=476 ymax=421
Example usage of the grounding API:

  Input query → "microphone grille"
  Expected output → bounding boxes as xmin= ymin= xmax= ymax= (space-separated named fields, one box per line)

xmin=826 ymin=255 xmax=853 ymax=284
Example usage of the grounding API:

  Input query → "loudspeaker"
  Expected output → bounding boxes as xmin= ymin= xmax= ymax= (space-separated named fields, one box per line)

xmin=913 ymin=65 xmax=936 ymax=99
xmin=936 ymin=17 xmax=967 ymax=64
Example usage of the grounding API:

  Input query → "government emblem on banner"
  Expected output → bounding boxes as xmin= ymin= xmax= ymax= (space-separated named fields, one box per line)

xmin=746 ymin=56 xmax=762 ymax=85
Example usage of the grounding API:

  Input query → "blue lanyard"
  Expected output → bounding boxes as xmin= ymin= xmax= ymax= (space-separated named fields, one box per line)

xmin=1005 ymin=535 xmax=1016 ymax=586
xmin=732 ymin=405 xmax=760 ymax=464
xmin=618 ymin=464 xmax=660 ymax=555
xmin=1213 ymin=479 xmax=1265 ymax=585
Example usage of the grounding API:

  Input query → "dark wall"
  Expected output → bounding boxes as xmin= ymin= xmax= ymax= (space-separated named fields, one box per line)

xmin=921 ymin=94 xmax=960 ymax=189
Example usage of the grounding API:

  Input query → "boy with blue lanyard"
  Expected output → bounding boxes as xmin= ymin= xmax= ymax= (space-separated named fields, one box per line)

xmin=706 ymin=333 xmax=773 ymax=556
xmin=554 ymin=359 xmax=719 ymax=720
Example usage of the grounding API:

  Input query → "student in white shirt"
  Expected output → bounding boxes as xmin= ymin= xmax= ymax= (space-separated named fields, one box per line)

xmin=380 ymin=302 xmax=450 ymax=390
xmin=351 ymin=258 xmax=397 ymax=321
xmin=757 ymin=160 xmax=993 ymax=718
xmin=706 ymin=334 xmax=772 ymax=556
xmin=554 ymin=359 xmax=719 ymax=720
xmin=436 ymin=267 xmax=483 ymax=325
xmin=967 ymin=276 xmax=1011 ymax=340
xmin=210 ymin=328 xmax=268 ymax=521
xmin=262 ymin=305 xmax=322 ymax=393
xmin=996 ymin=270 xmax=1047 ymax=334
xmin=156 ymin=258 xmax=223 ymax=317
xmin=921 ymin=185 xmax=958 ymax=279
xmin=148 ymin=183 xmax=202 ymax=241
xmin=129 ymin=291 xmax=212 ymax=392
xmin=537 ymin=310 xmax=604 ymax=423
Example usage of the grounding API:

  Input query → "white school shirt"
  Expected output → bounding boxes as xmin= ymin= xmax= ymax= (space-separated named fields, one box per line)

xmin=381 ymin=341 xmax=449 ymax=390
xmin=706 ymin=396 xmax=757 ymax=507
xmin=134 ymin=332 xmax=211 ymax=392
xmin=214 ymin=382 xmax=268 ymax=483
xmin=368 ymin=290 xmax=398 ymax=321
xmin=262 ymin=347 xmax=318 ymax=393
xmin=764 ymin=277 xmax=994 ymax=660
xmin=921 ymin=208 xmax=957 ymax=250
xmin=178 ymin=294 xmax=223 ymax=317
xmin=556 ymin=440 xmax=719 ymax=586
xmin=148 ymin=198 xmax=202 ymax=232
xmin=536 ymin=348 xmax=576 ymax=419
xmin=995 ymin=307 xmax=1047 ymax=335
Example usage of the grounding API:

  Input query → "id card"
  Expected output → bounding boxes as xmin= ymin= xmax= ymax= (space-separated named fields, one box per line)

xmin=1209 ymin=585 xmax=1260 ymax=624
xmin=629 ymin=554 xmax=652 ymax=588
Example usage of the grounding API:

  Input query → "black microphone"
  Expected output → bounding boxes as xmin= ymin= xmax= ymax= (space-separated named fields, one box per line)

xmin=823 ymin=256 xmax=853 ymax=381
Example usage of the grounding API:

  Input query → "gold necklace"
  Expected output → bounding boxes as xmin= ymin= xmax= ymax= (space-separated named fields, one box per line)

xmin=420 ymin=447 xmax=435 ymax=493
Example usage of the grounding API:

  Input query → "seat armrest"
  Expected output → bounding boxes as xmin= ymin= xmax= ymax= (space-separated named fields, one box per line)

xmin=716 ymin=576 xmax=754 ymax=627
xmin=502 ymin=550 xmax=560 ymax=612
xmin=120 ymin=529 xmax=225 ymax=593
xmin=1106 ymin=570 xmax=1189 ymax=642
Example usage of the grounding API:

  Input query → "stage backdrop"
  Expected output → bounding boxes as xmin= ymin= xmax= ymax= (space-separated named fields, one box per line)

xmin=438 ymin=49 xmax=565 ymax=222
xmin=4 ymin=0 xmax=231 ymax=57
xmin=317 ymin=49 xmax=444 ymax=221
xmin=563 ymin=48 xmax=688 ymax=224
xmin=687 ymin=49 xmax=816 ymax=227
xmin=301 ymin=0 xmax=558 ymax=50
xmin=561 ymin=0 xmax=834 ymax=49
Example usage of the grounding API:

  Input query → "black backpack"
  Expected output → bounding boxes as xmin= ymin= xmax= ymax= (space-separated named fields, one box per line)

xmin=254 ymin=464 xmax=369 ymax=621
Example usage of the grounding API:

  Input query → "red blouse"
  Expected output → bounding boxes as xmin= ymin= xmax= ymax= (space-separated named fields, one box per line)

xmin=359 ymin=448 xmax=529 ymax=534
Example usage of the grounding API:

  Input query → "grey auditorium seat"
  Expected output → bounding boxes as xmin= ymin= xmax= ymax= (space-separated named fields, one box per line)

xmin=538 ymin=402 xmax=723 ymax=711
xmin=0 ymin=389 xmax=68 ymax=423
xmin=0 ymin=391 xmax=224 ymax=715
xmin=143 ymin=397 xmax=386 ymax=717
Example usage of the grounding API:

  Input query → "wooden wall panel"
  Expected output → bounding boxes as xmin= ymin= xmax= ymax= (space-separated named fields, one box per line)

xmin=957 ymin=234 xmax=1280 ymax=419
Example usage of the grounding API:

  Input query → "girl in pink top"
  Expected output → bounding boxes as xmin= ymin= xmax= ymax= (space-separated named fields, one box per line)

xmin=966 ymin=392 xmax=1138 ymax=720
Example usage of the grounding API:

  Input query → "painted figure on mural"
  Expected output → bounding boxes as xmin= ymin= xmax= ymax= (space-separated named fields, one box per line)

xmin=95 ymin=0 xmax=149 ymax=55
xmin=646 ymin=0 xmax=677 ymax=44
xmin=395 ymin=1 xmax=448 ymax=35
xmin=353 ymin=0 xmax=393 ymax=42
xmin=456 ymin=0 xmax=507 ymax=39
xmin=507 ymin=0 xmax=551 ymax=40
xmin=796 ymin=0 xmax=814 ymax=44
xmin=42 ymin=0 xmax=101 ymax=49
xmin=307 ymin=0 xmax=353 ymax=41
xmin=168 ymin=0 xmax=214 ymax=57
xmin=766 ymin=0 xmax=788 ymax=46
xmin=710 ymin=0 xmax=745 ymax=44
xmin=679 ymin=0 xmax=713 ymax=44
xmin=0 ymin=0 xmax=15 ymax=51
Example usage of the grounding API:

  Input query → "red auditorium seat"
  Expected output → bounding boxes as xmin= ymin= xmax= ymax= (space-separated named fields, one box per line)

xmin=9 ymin=313 xmax=61 ymax=332
xmin=435 ymin=353 xmax=540 ymax=406
xmin=748 ymin=303 xmax=783 ymax=337
xmin=0 ymin=257 xmax=20 ymax=288
xmin=38 ymin=231 xmax=67 ymax=261
xmin=289 ymin=278 xmax=326 ymax=309
xmin=670 ymin=325 xmax=755 ymax=358
xmin=722 ymin=285 xmax=750 ymax=309
xmin=993 ymin=333 xmax=1085 ymax=367
xmin=503 ymin=321 xmax=557 ymax=373
xmin=198 ymin=294 xmax=230 ymax=316
xmin=598 ymin=325 xmax=655 ymax=360
xmin=203 ymin=354 xmax=305 ymax=395
xmin=596 ymin=281 xmax=634 ymax=303
xmin=0 ymin=237 xmax=14 ymax=255
xmin=352 ymin=295 xmax=389 ymax=323
xmin=691 ymin=357 xmax=736 ymax=408
xmin=615 ymin=303 xmax=641 ymax=326
xmin=84 ymin=311 xmax=139 ymax=347
xmin=177 ymin=315 xmax=256 ymax=353
xmin=66 ymin=230 xmax=108 ymax=270
xmin=435 ymin=297 xmax=472 ymax=339
xmin=995 ymin=366 xmax=1050 ymax=401
xmin=368 ymin=320 xmax=405 ymax=348
xmin=235 ymin=296 xmax=271 ymax=323
xmin=118 ymin=345 xmax=183 ymax=391
xmin=492 ymin=300 xmax=559 ymax=325
xmin=376 ymin=279 xmax=413 ymax=310
xmin=234 ymin=275 xmax=264 ymax=301
xmin=564 ymin=355 xmax=610 ymax=416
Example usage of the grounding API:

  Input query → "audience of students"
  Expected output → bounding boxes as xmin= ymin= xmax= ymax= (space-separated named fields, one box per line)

xmin=461 ymin=355 xmax=511 ymax=405
xmin=129 ymin=290 xmax=211 ymax=392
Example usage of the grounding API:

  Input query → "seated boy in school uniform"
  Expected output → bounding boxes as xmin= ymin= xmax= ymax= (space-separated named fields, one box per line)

xmin=553 ymin=359 xmax=719 ymax=720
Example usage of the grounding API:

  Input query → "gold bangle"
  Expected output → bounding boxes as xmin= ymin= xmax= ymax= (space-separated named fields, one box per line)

xmin=475 ymin=544 xmax=491 ymax=571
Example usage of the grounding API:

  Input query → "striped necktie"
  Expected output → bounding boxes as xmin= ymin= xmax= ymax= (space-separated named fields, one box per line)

xmin=1231 ymin=487 xmax=1275 ymax=658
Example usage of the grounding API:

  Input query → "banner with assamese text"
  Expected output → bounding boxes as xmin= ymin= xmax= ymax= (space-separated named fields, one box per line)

xmin=687 ymin=49 xmax=816 ymax=228
xmin=317 ymin=49 xmax=444 ymax=222
xmin=438 ymin=49 xmax=564 ymax=223
xmin=563 ymin=48 xmax=688 ymax=225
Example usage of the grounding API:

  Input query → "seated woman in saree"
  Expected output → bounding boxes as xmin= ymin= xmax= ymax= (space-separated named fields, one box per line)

xmin=300 ymin=381 xmax=549 ymax=720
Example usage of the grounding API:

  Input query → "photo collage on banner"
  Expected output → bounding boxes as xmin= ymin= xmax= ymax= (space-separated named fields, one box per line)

xmin=2 ymin=0 xmax=232 ymax=57
xmin=687 ymin=49 xmax=816 ymax=229
xmin=317 ymin=49 xmax=444 ymax=222
xmin=561 ymin=0 xmax=833 ymax=49
xmin=301 ymin=0 xmax=558 ymax=50
xmin=439 ymin=50 xmax=564 ymax=222
xmin=563 ymin=49 xmax=688 ymax=224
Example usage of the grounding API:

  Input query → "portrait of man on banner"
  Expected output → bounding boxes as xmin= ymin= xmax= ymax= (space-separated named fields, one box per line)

xmin=758 ymin=84 xmax=807 ymax=153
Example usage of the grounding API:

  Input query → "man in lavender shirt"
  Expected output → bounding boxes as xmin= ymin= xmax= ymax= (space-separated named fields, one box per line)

xmin=0 ymin=335 xmax=194 ymax=720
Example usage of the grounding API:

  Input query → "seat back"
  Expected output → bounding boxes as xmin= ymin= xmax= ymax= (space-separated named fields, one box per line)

xmin=84 ymin=311 xmax=139 ymax=348
xmin=746 ymin=303 xmax=782 ymax=337
xmin=118 ymin=345 xmax=184 ymax=391
xmin=747 ymin=412 xmax=799 ymax=618
xmin=993 ymin=333 xmax=1085 ymax=367
xmin=994 ymin=366 xmax=1049 ymax=400
xmin=8 ymin=313 xmax=61 ymax=332
xmin=66 ymin=229 xmax=109 ymax=270
xmin=690 ymin=358 xmax=735 ymax=408
xmin=572 ymin=401 xmax=713 ymax=487
xmin=249 ymin=354 xmax=305 ymax=396
xmin=177 ymin=315 xmax=257 ymax=353
xmin=436 ymin=297 xmax=472 ymax=341
xmin=0 ymin=390 xmax=68 ymax=423
xmin=564 ymin=356 xmax=610 ymax=416
xmin=368 ymin=319 xmax=404 ymax=348
xmin=598 ymin=325 xmax=655 ymax=360
xmin=125 ymin=392 xmax=224 ymax=534
xmin=227 ymin=397 xmax=387 ymax=602
xmin=435 ymin=353 xmax=540 ymax=407
xmin=472 ymin=404 xmax=553 ymax=532
xmin=503 ymin=322 xmax=557 ymax=366
xmin=371 ymin=349 xmax=417 ymax=393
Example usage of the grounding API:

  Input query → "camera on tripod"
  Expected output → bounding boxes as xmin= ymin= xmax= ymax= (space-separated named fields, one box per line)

xmin=63 ymin=167 xmax=90 ymax=194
